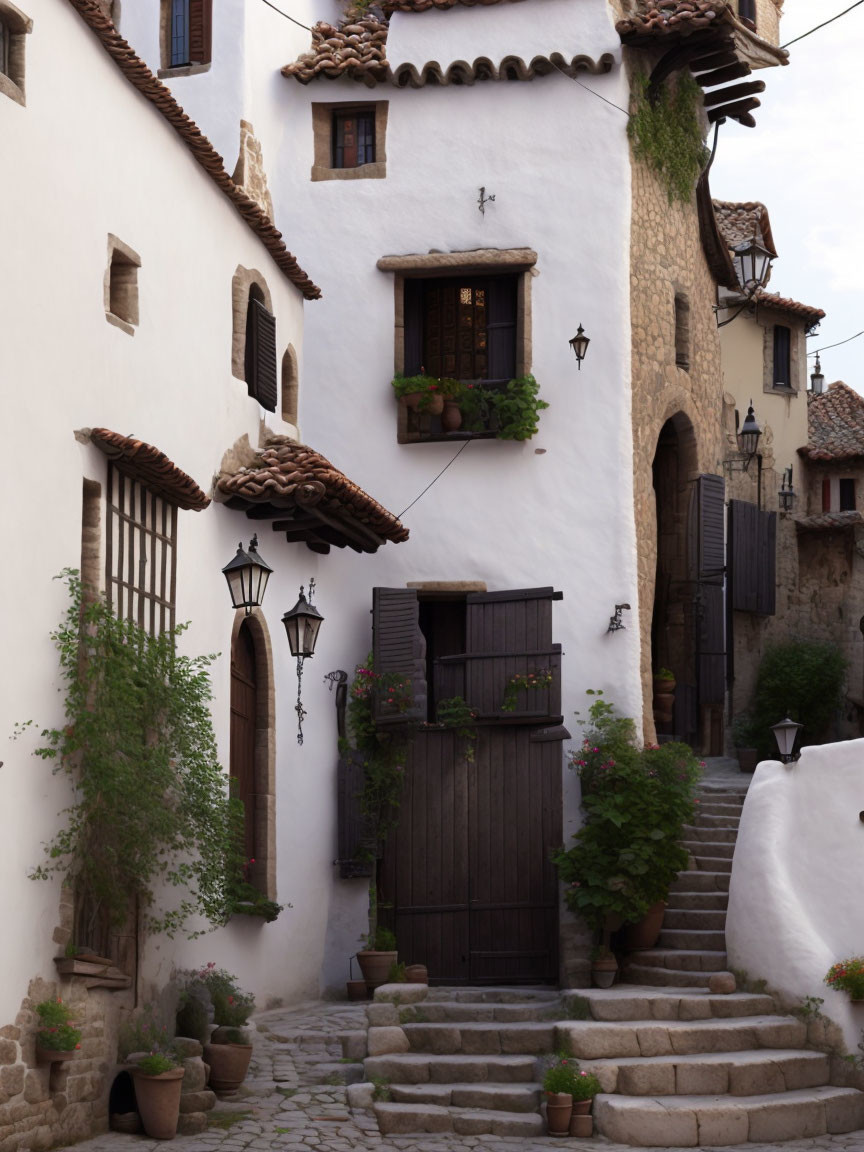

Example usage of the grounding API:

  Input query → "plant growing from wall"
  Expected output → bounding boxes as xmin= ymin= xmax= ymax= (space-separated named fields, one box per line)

xmin=35 ymin=1000 xmax=81 ymax=1053
xmin=434 ymin=696 xmax=478 ymax=762
xmin=748 ymin=639 xmax=847 ymax=756
xmin=628 ymin=70 xmax=710 ymax=205
xmin=501 ymin=669 xmax=553 ymax=712
xmin=553 ymin=691 xmax=700 ymax=931
xmin=27 ymin=570 xmax=240 ymax=939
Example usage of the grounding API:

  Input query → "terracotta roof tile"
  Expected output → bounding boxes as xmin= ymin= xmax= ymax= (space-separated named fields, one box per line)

xmin=66 ymin=0 xmax=321 ymax=300
xmin=282 ymin=15 xmax=614 ymax=86
xmin=216 ymin=438 xmax=409 ymax=548
xmin=616 ymin=0 xmax=731 ymax=39
xmin=800 ymin=382 xmax=864 ymax=463
xmin=713 ymin=199 xmax=777 ymax=257
xmin=754 ymin=290 xmax=825 ymax=328
xmin=383 ymin=0 xmax=524 ymax=10
xmin=795 ymin=510 xmax=863 ymax=534
xmin=90 ymin=428 xmax=210 ymax=510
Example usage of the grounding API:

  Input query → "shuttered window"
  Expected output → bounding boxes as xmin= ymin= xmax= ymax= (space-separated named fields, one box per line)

xmin=689 ymin=475 xmax=727 ymax=712
xmin=773 ymin=325 xmax=792 ymax=388
xmin=169 ymin=0 xmax=211 ymax=67
xmin=371 ymin=588 xmax=428 ymax=726
xmin=0 ymin=20 xmax=7 ymax=77
xmin=245 ymin=296 xmax=278 ymax=412
xmin=728 ymin=499 xmax=776 ymax=615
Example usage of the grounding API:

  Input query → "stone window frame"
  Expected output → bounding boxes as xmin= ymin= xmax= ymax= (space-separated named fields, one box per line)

xmin=0 ymin=0 xmax=32 ymax=108
xmin=281 ymin=344 xmax=299 ymax=428
xmin=104 ymin=234 xmax=141 ymax=336
xmin=762 ymin=314 xmax=801 ymax=396
xmin=157 ymin=0 xmax=212 ymax=78
xmin=231 ymin=265 xmax=273 ymax=383
xmin=311 ymin=101 xmax=388 ymax=182
xmin=674 ymin=289 xmax=691 ymax=372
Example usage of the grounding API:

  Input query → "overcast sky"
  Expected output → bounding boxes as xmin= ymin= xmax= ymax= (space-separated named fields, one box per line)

xmin=711 ymin=0 xmax=864 ymax=391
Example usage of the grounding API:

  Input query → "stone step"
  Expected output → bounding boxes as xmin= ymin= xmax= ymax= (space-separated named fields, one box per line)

xmin=425 ymin=987 xmax=558 ymax=1004
xmin=593 ymin=1085 xmax=864 ymax=1147
xmin=388 ymin=1081 xmax=541 ymax=1113
xmin=657 ymin=928 xmax=727 ymax=951
xmin=364 ymin=1053 xmax=537 ymax=1085
xmin=403 ymin=1021 xmax=554 ymax=1055
xmin=695 ymin=801 xmax=745 ymax=817
xmin=670 ymin=870 xmax=730 ymax=892
xmin=682 ymin=824 xmax=738 ymax=844
xmin=691 ymin=855 xmax=733 ymax=873
xmin=663 ymin=909 xmax=727 ymax=931
xmin=374 ymin=1101 xmax=545 ymax=1137
xmin=621 ymin=965 xmax=716 ymax=989
xmin=582 ymin=1048 xmax=829 ymax=1096
xmin=563 ymin=990 xmax=775 ymax=1023
xmin=666 ymin=891 xmax=729 ymax=912
xmin=398 ymin=1001 xmax=558 ymax=1024
xmin=557 ymin=1015 xmax=806 ymax=1060
xmin=683 ymin=839 xmax=735 ymax=859
xmin=693 ymin=811 xmax=741 ymax=828
xmin=627 ymin=948 xmax=728 ymax=972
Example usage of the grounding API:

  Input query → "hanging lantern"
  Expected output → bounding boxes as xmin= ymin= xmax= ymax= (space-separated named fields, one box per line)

xmin=810 ymin=354 xmax=825 ymax=395
xmin=738 ymin=403 xmax=762 ymax=468
xmin=778 ymin=466 xmax=796 ymax=513
xmin=732 ymin=235 xmax=774 ymax=297
xmin=771 ymin=716 xmax=803 ymax=764
xmin=282 ymin=579 xmax=325 ymax=745
xmin=222 ymin=535 xmax=273 ymax=614
xmin=568 ymin=324 xmax=590 ymax=370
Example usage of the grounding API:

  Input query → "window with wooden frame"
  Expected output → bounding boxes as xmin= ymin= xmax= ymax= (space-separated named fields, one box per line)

xmin=674 ymin=292 xmax=690 ymax=371
xmin=772 ymin=324 xmax=792 ymax=388
xmin=106 ymin=464 xmax=177 ymax=636
xmin=0 ymin=0 xmax=32 ymax=106
xmin=738 ymin=0 xmax=756 ymax=24
xmin=311 ymin=102 xmax=388 ymax=181
xmin=161 ymin=0 xmax=211 ymax=72
xmin=333 ymin=108 xmax=375 ymax=169
xmin=245 ymin=284 xmax=278 ymax=412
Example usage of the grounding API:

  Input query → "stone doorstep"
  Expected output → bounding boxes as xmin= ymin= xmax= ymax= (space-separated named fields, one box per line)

xmin=373 ymin=1100 xmax=545 ymax=1137
xmin=670 ymin=870 xmax=731 ymax=892
xmin=398 ymin=1001 xmax=560 ymax=1023
xmin=363 ymin=1052 xmax=537 ymax=1085
xmin=693 ymin=855 xmax=734 ymax=873
xmin=593 ymin=1085 xmax=864 ymax=1148
xmin=682 ymin=824 xmax=739 ymax=843
xmin=425 ymin=987 xmax=559 ymax=1004
xmin=556 ymin=1015 xmax=807 ymax=1060
xmin=663 ymin=909 xmax=728 ymax=930
xmin=579 ymin=1048 xmax=830 ymax=1096
xmin=402 ymin=1021 xmax=555 ymax=1055
xmin=387 ymin=1080 xmax=542 ymax=1112
xmin=564 ymin=990 xmax=775 ymax=1022
xmin=628 ymin=948 xmax=729 ymax=971
xmin=621 ymin=965 xmax=717 ymax=989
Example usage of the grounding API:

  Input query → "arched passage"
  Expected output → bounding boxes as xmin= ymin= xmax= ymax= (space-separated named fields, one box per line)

xmin=229 ymin=610 xmax=277 ymax=899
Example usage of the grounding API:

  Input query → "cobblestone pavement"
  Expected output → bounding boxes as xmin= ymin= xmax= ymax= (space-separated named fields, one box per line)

xmin=60 ymin=999 xmax=864 ymax=1152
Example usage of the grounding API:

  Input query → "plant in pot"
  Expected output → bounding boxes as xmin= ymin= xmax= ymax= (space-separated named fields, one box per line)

xmin=569 ymin=1067 xmax=601 ymax=1136
xmin=492 ymin=374 xmax=549 ymax=441
xmin=731 ymin=711 xmax=760 ymax=774
xmin=34 ymin=999 xmax=81 ymax=1064
xmin=542 ymin=1055 xmax=581 ymax=1137
xmin=130 ymin=1049 xmax=185 ymax=1140
xmin=197 ymin=965 xmax=255 ymax=1096
xmin=825 ymin=957 xmax=864 ymax=1003
xmin=440 ymin=378 xmax=466 ymax=433
xmin=390 ymin=373 xmax=446 ymax=416
xmin=356 ymin=925 xmax=398 ymax=992
xmin=652 ymin=667 xmax=676 ymax=729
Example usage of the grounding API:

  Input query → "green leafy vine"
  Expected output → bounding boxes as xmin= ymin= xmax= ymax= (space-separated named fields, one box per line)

xmin=628 ymin=70 xmax=710 ymax=205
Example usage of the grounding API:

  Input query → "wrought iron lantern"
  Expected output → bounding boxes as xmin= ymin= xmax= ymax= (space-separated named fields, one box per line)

xmin=771 ymin=716 xmax=803 ymax=764
xmin=569 ymin=324 xmax=590 ymax=370
xmin=778 ymin=466 xmax=796 ymax=513
xmin=810 ymin=354 xmax=825 ymax=395
xmin=222 ymin=535 xmax=273 ymax=615
xmin=732 ymin=235 xmax=774 ymax=297
xmin=738 ymin=403 xmax=762 ymax=470
xmin=282 ymin=579 xmax=324 ymax=745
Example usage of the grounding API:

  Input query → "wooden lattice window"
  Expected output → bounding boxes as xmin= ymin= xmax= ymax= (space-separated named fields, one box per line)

xmin=406 ymin=275 xmax=517 ymax=384
xmin=105 ymin=465 xmax=177 ymax=635
xmin=332 ymin=108 xmax=375 ymax=169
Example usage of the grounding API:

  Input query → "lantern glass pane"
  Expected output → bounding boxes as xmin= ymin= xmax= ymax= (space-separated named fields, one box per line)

xmin=225 ymin=567 xmax=247 ymax=609
xmin=251 ymin=564 xmax=270 ymax=606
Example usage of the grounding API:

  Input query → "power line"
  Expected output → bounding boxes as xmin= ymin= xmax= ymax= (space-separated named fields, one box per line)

xmin=550 ymin=60 xmax=632 ymax=117
xmin=780 ymin=0 xmax=864 ymax=50
xmin=397 ymin=440 xmax=472 ymax=519
xmin=808 ymin=330 xmax=864 ymax=357
xmin=259 ymin=0 xmax=313 ymax=32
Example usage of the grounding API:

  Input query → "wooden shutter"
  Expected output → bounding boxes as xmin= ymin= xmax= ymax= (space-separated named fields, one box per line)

xmin=756 ymin=509 xmax=776 ymax=615
xmin=188 ymin=0 xmax=212 ymax=64
xmin=404 ymin=279 xmax=423 ymax=376
xmin=698 ymin=584 xmax=725 ymax=706
xmin=729 ymin=499 xmax=776 ymax=616
xmin=690 ymin=474 xmax=726 ymax=581
xmin=337 ymin=751 xmax=373 ymax=878
xmin=245 ymin=297 xmax=278 ymax=412
xmin=372 ymin=588 xmax=427 ymax=725
xmin=486 ymin=276 xmax=517 ymax=382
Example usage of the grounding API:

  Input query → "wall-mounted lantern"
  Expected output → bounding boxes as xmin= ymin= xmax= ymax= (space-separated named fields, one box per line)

xmin=810 ymin=354 xmax=825 ymax=395
xmin=778 ymin=466 xmax=796 ymax=513
xmin=569 ymin=324 xmax=590 ymax=370
xmin=222 ymin=535 xmax=273 ymax=615
xmin=738 ymin=403 xmax=762 ymax=471
xmin=282 ymin=579 xmax=325 ymax=745
xmin=732 ymin=234 xmax=774 ymax=298
xmin=771 ymin=716 xmax=803 ymax=764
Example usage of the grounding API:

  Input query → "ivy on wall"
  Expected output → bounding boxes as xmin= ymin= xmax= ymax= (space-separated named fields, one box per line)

xmin=628 ymin=70 xmax=710 ymax=205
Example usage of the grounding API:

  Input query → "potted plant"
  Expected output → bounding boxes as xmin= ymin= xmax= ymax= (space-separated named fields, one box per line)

xmin=34 ymin=999 xmax=81 ymax=1064
xmin=542 ymin=1056 xmax=580 ymax=1136
xmin=825 ymin=957 xmax=864 ymax=1002
xmin=732 ymin=711 xmax=759 ymax=773
xmin=440 ymin=379 xmax=465 ymax=433
xmin=569 ymin=1068 xmax=601 ymax=1137
xmin=652 ymin=667 xmax=676 ymax=728
xmin=590 ymin=944 xmax=618 ymax=989
xmin=356 ymin=926 xmax=398 ymax=991
xmin=390 ymin=373 xmax=446 ymax=416
xmin=131 ymin=1050 xmax=184 ymax=1139
xmin=492 ymin=374 xmax=549 ymax=441
xmin=197 ymin=965 xmax=256 ymax=1096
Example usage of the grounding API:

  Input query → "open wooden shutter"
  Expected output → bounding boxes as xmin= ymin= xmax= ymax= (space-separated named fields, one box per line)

xmin=757 ymin=511 xmax=776 ymax=615
xmin=698 ymin=584 xmax=725 ymax=707
xmin=690 ymin=474 xmax=726 ymax=581
xmin=188 ymin=0 xmax=212 ymax=64
xmin=444 ymin=587 xmax=563 ymax=721
xmin=403 ymin=279 xmax=423 ymax=376
xmin=245 ymin=297 xmax=277 ymax=412
xmin=729 ymin=499 xmax=776 ymax=616
xmin=337 ymin=751 xmax=373 ymax=878
xmin=486 ymin=276 xmax=517 ymax=382
xmin=689 ymin=475 xmax=726 ymax=730
xmin=372 ymin=588 xmax=427 ymax=725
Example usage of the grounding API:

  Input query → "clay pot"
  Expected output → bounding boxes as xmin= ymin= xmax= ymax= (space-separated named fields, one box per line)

xmin=35 ymin=1046 xmax=77 ymax=1065
xmin=204 ymin=1042 xmax=253 ymax=1096
xmin=131 ymin=1067 xmax=184 ymax=1139
xmin=572 ymin=1099 xmax=592 ymax=1115
xmin=441 ymin=399 xmax=462 ymax=432
xmin=737 ymin=747 xmax=759 ymax=773
xmin=356 ymin=950 xmax=398 ymax=991
xmin=545 ymin=1092 xmax=573 ymax=1137
xmin=402 ymin=392 xmax=444 ymax=416
xmin=591 ymin=952 xmax=618 ymax=989
xmin=346 ymin=980 xmax=369 ymax=1001
xmin=619 ymin=900 xmax=667 ymax=951
xmin=570 ymin=1113 xmax=594 ymax=1137
xmin=405 ymin=964 xmax=428 ymax=984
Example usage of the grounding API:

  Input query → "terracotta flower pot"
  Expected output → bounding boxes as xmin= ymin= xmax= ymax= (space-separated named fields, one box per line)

xmin=204 ymin=1042 xmax=253 ymax=1096
xmin=572 ymin=1099 xmax=592 ymax=1115
xmin=346 ymin=980 xmax=369 ymax=1001
xmin=545 ymin=1092 xmax=573 ymax=1137
xmin=36 ymin=1046 xmax=77 ymax=1065
xmin=131 ymin=1067 xmax=184 ymax=1140
xmin=356 ymin=950 xmax=398 ymax=991
xmin=570 ymin=1113 xmax=594 ymax=1137
xmin=620 ymin=900 xmax=667 ymax=951
xmin=405 ymin=964 xmax=428 ymax=984
xmin=402 ymin=392 xmax=444 ymax=416
xmin=591 ymin=952 xmax=618 ymax=988
xmin=441 ymin=399 xmax=462 ymax=432
xmin=737 ymin=747 xmax=759 ymax=773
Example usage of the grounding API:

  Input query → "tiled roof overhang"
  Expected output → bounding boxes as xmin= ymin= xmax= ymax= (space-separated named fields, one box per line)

xmin=799 ymin=383 xmax=864 ymax=463
xmin=215 ymin=438 xmax=409 ymax=555
xmin=384 ymin=0 xmax=524 ymax=8
xmin=795 ymin=510 xmax=864 ymax=534
xmin=713 ymin=199 xmax=777 ymax=257
xmin=754 ymin=290 xmax=825 ymax=329
xmin=282 ymin=16 xmax=613 ymax=86
xmin=66 ymin=0 xmax=321 ymax=300
xmin=89 ymin=428 xmax=210 ymax=510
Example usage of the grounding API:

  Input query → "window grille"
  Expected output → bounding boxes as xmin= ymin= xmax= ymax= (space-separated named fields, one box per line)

xmin=332 ymin=109 xmax=376 ymax=168
xmin=170 ymin=0 xmax=189 ymax=67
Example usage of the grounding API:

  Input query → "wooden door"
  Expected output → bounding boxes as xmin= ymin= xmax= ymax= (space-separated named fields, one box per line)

xmin=231 ymin=621 xmax=257 ymax=863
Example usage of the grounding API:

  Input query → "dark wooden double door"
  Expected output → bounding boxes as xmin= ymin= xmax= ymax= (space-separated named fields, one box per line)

xmin=379 ymin=722 xmax=562 ymax=985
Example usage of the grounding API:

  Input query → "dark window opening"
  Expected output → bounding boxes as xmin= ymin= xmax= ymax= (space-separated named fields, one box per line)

xmin=773 ymin=324 xmax=792 ymax=388
xmin=738 ymin=0 xmax=756 ymax=23
xmin=822 ymin=476 xmax=831 ymax=513
xmin=675 ymin=292 xmax=690 ymax=370
xmin=840 ymin=478 xmax=856 ymax=512
xmin=170 ymin=0 xmax=189 ymax=66
xmin=0 ymin=20 xmax=8 ymax=77
xmin=332 ymin=108 xmax=375 ymax=169
xmin=418 ymin=597 xmax=467 ymax=722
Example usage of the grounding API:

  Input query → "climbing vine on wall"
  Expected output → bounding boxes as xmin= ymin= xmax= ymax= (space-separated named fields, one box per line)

xmin=628 ymin=70 xmax=710 ymax=205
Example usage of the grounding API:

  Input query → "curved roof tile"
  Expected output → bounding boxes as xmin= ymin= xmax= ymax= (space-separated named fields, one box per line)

xmin=90 ymin=428 xmax=211 ymax=510
xmin=800 ymin=382 xmax=864 ymax=463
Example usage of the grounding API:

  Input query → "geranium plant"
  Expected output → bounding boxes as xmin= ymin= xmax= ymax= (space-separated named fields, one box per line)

xmin=391 ymin=373 xmax=454 ymax=412
xmin=501 ymin=669 xmax=553 ymax=712
xmin=35 ymin=999 xmax=81 ymax=1052
xmin=542 ymin=1055 xmax=584 ymax=1096
xmin=825 ymin=957 xmax=864 ymax=1000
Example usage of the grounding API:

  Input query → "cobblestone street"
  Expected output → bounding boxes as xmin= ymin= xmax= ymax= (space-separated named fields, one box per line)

xmin=60 ymin=1000 xmax=864 ymax=1152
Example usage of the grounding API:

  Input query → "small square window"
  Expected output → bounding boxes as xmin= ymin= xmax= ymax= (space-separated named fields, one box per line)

xmin=104 ymin=235 xmax=141 ymax=336
xmin=311 ymin=102 xmax=388 ymax=182
xmin=332 ymin=108 xmax=375 ymax=169
xmin=0 ymin=0 xmax=33 ymax=107
xmin=840 ymin=478 xmax=856 ymax=512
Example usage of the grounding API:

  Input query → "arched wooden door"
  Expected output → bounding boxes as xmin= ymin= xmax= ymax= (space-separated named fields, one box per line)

xmin=231 ymin=620 xmax=257 ymax=864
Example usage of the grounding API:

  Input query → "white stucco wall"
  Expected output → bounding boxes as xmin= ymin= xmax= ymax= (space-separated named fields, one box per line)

xmin=727 ymin=740 xmax=864 ymax=1053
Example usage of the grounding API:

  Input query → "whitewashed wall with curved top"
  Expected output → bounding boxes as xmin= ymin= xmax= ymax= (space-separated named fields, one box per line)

xmin=726 ymin=739 xmax=864 ymax=1053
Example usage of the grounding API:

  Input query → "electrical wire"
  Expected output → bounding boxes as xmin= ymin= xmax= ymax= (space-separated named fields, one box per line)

xmin=396 ymin=440 xmax=473 ymax=519
xmin=780 ymin=0 xmax=864 ymax=50
xmin=550 ymin=60 xmax=632 ymax=117
xmin=808 ymin=330 xmax=864 ymax=357
xmin=259 ymin=0 xmax=314 ymax=32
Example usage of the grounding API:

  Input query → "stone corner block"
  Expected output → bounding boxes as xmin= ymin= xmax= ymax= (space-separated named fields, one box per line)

xmin=373 ymin=983 xmax=428 ymax=1005
xmin=347 ymin=1081 xmax=375 ymax=1109
xmin=708 ymin=972 xmax=737 ymax=995
xmin=341 ymin=1030 xmax=368 ymax=1060
xmin=174 ymin=1037 xmax=204 ymax=1059
xmin=367 ymin=1026 xmax=411 ymax=1057
xmin=366 ymin=1002 xmax=399 ymax=1027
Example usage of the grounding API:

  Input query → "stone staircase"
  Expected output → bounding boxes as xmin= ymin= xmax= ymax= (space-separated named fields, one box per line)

xmin=360 ymin=782 xmax=864 ymax=1145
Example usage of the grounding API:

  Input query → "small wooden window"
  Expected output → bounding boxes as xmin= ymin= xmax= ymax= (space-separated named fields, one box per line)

xmin=405 ymin=275 xmax=517 ymax=384
xmin=773 ymin=325 xmax=792 ymax=388
xmin=840 ymin=478 xmax=856 ymax=512
xmin=332 ymin=108 xmax=375 ymax=169
xmin=0 ymin=0 xmax=33 ymax=107
xmin=245 ymin=288 xmax=278 ymax=411
xmin=822 ymin=476 xmax=832 ymax=512
xmin=675 ymin=292 xmax=690 ymax=371
xmin=167 ymin=0 xmax=211 ymax=68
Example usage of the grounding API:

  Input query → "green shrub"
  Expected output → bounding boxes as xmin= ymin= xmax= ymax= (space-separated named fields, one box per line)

xmin=387 ymin=962 xmax=407 ymax=983
xmin=137 ymin=1051 xmax=180 ymax=1075
xmin=750 ymin=640 xmax=847 ymax=756
xmin=35 ymin=1000 xmax=81 ymax=1052
xmin=628 ymin=70 xmax=709 ymax=204
xmin=369 ymin=926 xmax=397 ymax=951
